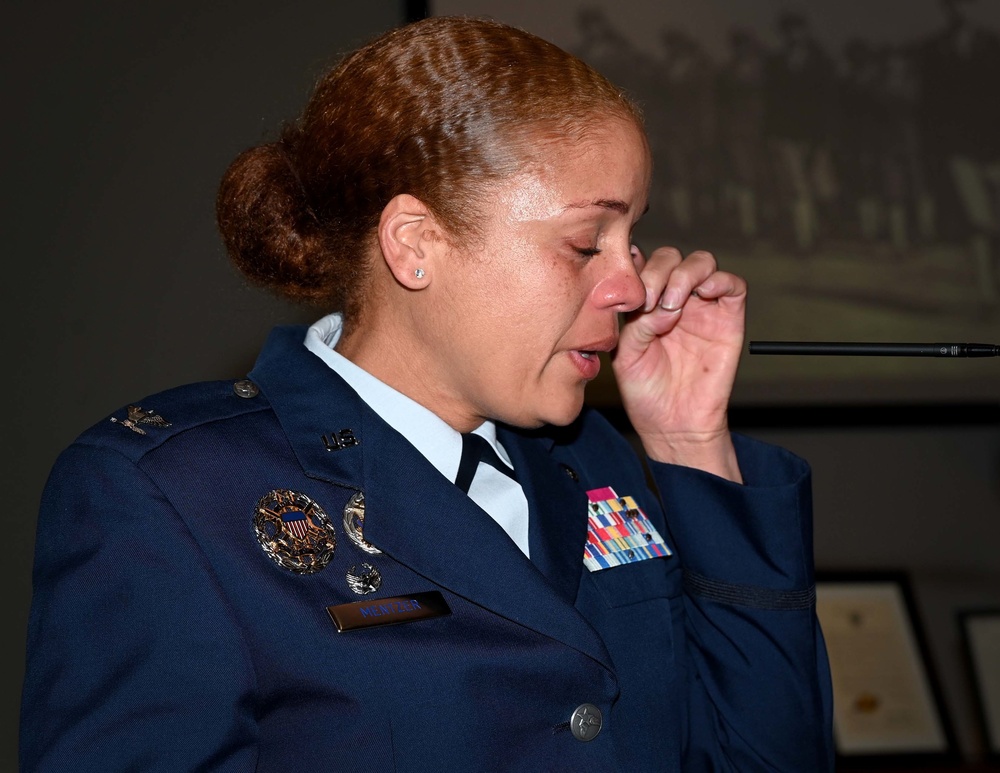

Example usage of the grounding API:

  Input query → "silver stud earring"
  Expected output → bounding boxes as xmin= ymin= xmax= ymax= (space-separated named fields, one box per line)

xmin=414 ymin=268 xmax=425 ymax=279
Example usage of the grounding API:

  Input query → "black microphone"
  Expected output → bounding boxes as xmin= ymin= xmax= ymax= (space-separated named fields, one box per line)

xmin=748 ymin=342 xmax=999 ymax=357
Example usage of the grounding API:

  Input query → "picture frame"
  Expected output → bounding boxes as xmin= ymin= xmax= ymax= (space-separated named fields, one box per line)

xmin=959 ymin=609 xmax=1000 ymax=763
xmin=815 ymin=571 xmax=959 ymax=767
xmin=425 ymin=0 xmax=1000 ymax=410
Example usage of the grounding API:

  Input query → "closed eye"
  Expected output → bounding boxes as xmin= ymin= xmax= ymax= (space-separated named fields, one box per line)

xmin=574 ymin=246 xmax=601 ymax=258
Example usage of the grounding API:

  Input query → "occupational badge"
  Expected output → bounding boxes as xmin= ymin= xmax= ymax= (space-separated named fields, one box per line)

xmin=110 ymin=405 xmax=171 ymax=435
xmin=253 ymin=489 xmax=337 ymax=574
xmin=582 ymin=487 xmax=672 ymax=572
xmin=342 ymin=491 xmax=381 ymax=555
xmin=346 ymin=563 xmax=382 ymax=595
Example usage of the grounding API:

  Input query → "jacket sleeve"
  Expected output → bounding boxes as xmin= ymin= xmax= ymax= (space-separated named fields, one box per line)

xmin=21 ymin=443 xmax=259 ymax=772
xmin=649 ymin=433 xmax=835 ymax=772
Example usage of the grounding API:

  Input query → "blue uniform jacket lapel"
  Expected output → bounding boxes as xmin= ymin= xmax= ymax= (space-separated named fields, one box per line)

xmin=249 ymin=326 xmax=613 ymax=673
xmin=498 ymin=424 xmax=590 ymax=607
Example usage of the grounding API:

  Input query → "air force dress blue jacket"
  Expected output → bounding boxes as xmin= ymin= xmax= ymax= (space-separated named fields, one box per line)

xmin=22 ymin=325 xmax=834 ymax=772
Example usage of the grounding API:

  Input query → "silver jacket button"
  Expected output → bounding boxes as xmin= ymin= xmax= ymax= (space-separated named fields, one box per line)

xmin=569 ymin=703 xmax=602 ymax=742
xmin=233 ymin=379 xmax=259 ymax=399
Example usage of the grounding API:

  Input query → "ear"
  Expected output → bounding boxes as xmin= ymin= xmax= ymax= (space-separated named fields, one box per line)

xmin=377 ymin=193 xmax=446 ymax=289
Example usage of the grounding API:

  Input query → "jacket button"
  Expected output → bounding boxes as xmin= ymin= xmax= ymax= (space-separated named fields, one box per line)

xmin=560 ymin=463 xmax=579 ymax=482
xmin=569 ymin=703 xmax=602 ymax=742
xmin=233 ymin=379 xmax=259 ymax=399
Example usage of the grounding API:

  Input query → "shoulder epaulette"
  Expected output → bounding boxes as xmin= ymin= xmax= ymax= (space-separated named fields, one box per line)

xmin=75 ymin=378 xmax=271 ymax=462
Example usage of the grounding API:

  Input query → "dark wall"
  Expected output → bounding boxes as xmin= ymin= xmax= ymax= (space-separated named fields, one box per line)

xmin=3 ymin=3 xmax=403 ymax=769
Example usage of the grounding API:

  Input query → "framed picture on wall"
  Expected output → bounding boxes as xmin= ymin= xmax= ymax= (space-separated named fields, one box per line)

xmin=427 ymin=0 xmax=1000 ymax=409
xmin=815 ymin=572 xmax=959 ymax=766
xmin=960 ymin=609 xmax=1000 ymax=763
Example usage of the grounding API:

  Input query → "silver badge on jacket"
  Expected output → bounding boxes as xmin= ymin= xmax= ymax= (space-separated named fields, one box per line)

xmin=342 ymin=491 xmax=381 ymax=555
xmin=253 ymin=489 xmax=337 ymax=574
xmin=110 ymin=404 xmax=171 ymax=435
xmin=346 ymin=563 xmax=382 ymax=595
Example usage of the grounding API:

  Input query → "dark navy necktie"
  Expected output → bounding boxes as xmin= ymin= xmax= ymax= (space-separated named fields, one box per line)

xmin=454 ymin=433 xmax=517 ymax=493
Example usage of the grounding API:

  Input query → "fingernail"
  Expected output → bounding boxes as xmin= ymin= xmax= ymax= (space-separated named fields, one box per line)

xmin=644 ymin=288 xmax=656 ymax=312
xmin=661 ymin=288 xmax=682 ymax=310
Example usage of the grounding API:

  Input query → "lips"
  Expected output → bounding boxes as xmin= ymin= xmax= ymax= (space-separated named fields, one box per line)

xmin=569 ymin=350 xmax=601 ymax=379
xmin=573 ymin=336 xmax=618 ymax=356
xmin=569 ymin=336 xmax=617 ymax=379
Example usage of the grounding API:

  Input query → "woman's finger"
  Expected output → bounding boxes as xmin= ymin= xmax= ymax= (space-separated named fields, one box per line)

xmin=692 ymin=270 xmax=748 ymax=303
xmin=637 ymin=246 xmax=684 ymax=312
xmin=658 ymin=250 xmax=719 ymax=311
xmin=642 ymin=248 xmax=719 ymax=312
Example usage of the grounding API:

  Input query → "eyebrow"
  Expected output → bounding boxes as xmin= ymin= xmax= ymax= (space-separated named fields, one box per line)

xmin=565 ymin=199 xmax=650 ymax=216
xmin=593 ymin=199 xmax=629 ymax=214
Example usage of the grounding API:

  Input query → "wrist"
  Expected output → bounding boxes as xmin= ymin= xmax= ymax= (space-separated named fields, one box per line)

xmin=640 ymin=428 xmax=743 ymax=483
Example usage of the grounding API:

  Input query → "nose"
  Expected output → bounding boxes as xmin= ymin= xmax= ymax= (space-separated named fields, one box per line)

xmin=591 ymin=250 xmax=645 ymax=312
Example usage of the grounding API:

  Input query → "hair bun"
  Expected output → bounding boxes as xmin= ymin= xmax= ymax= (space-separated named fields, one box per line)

xmin=216 ymin=140 xmax=341 ymax=306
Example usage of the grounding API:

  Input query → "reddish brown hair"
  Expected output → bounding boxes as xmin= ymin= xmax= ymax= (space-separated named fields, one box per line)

xmin=217 ymin=16 xmax=642 ymax=318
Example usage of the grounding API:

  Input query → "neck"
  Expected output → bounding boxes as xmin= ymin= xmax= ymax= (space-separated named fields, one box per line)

xmin=336 ymin=306 xmax=484 ymax=434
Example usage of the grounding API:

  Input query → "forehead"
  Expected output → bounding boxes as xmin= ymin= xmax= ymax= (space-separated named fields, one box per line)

xmin=530 ymin=116 xmax=649 ymax=168
xmin=509 ymin=120 xmax=652 ymax=217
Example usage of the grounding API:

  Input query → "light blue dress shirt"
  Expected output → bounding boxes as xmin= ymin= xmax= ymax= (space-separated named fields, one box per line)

xmin=305 ymin=314 xmax=531 ymax=556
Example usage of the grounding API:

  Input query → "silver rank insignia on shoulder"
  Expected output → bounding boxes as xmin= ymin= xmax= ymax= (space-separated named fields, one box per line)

xmin=110 ymin=405 xmax=171 ymax=435
xmin=342 ymin=491 xmax=381 ymax=555
xmin=346 ymin=563 xmax=382 ymax=595
xmin=254 ymin=489 xmax=337 ymax=574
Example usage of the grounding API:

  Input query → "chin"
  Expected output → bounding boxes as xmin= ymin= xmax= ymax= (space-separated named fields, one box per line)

xmin=534 ymin=392 xmax=587 ymax=428
xmin=495 ymin=384 xmax=586 ymax=429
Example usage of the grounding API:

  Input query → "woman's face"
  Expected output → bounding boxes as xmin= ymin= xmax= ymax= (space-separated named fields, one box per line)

xmin=423 ymin=118 xmax=652 ymax=430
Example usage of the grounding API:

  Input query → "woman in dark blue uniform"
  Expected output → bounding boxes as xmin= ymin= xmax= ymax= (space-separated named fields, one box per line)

xmin=22 ymin=17 xmax=833 ymax=772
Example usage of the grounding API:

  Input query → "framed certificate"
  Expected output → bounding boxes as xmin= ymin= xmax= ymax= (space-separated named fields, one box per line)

xmin=960 ymin=609 xmax=1000 ymax=763
xmin=815 ymin=572 xmax=959 ymax=766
